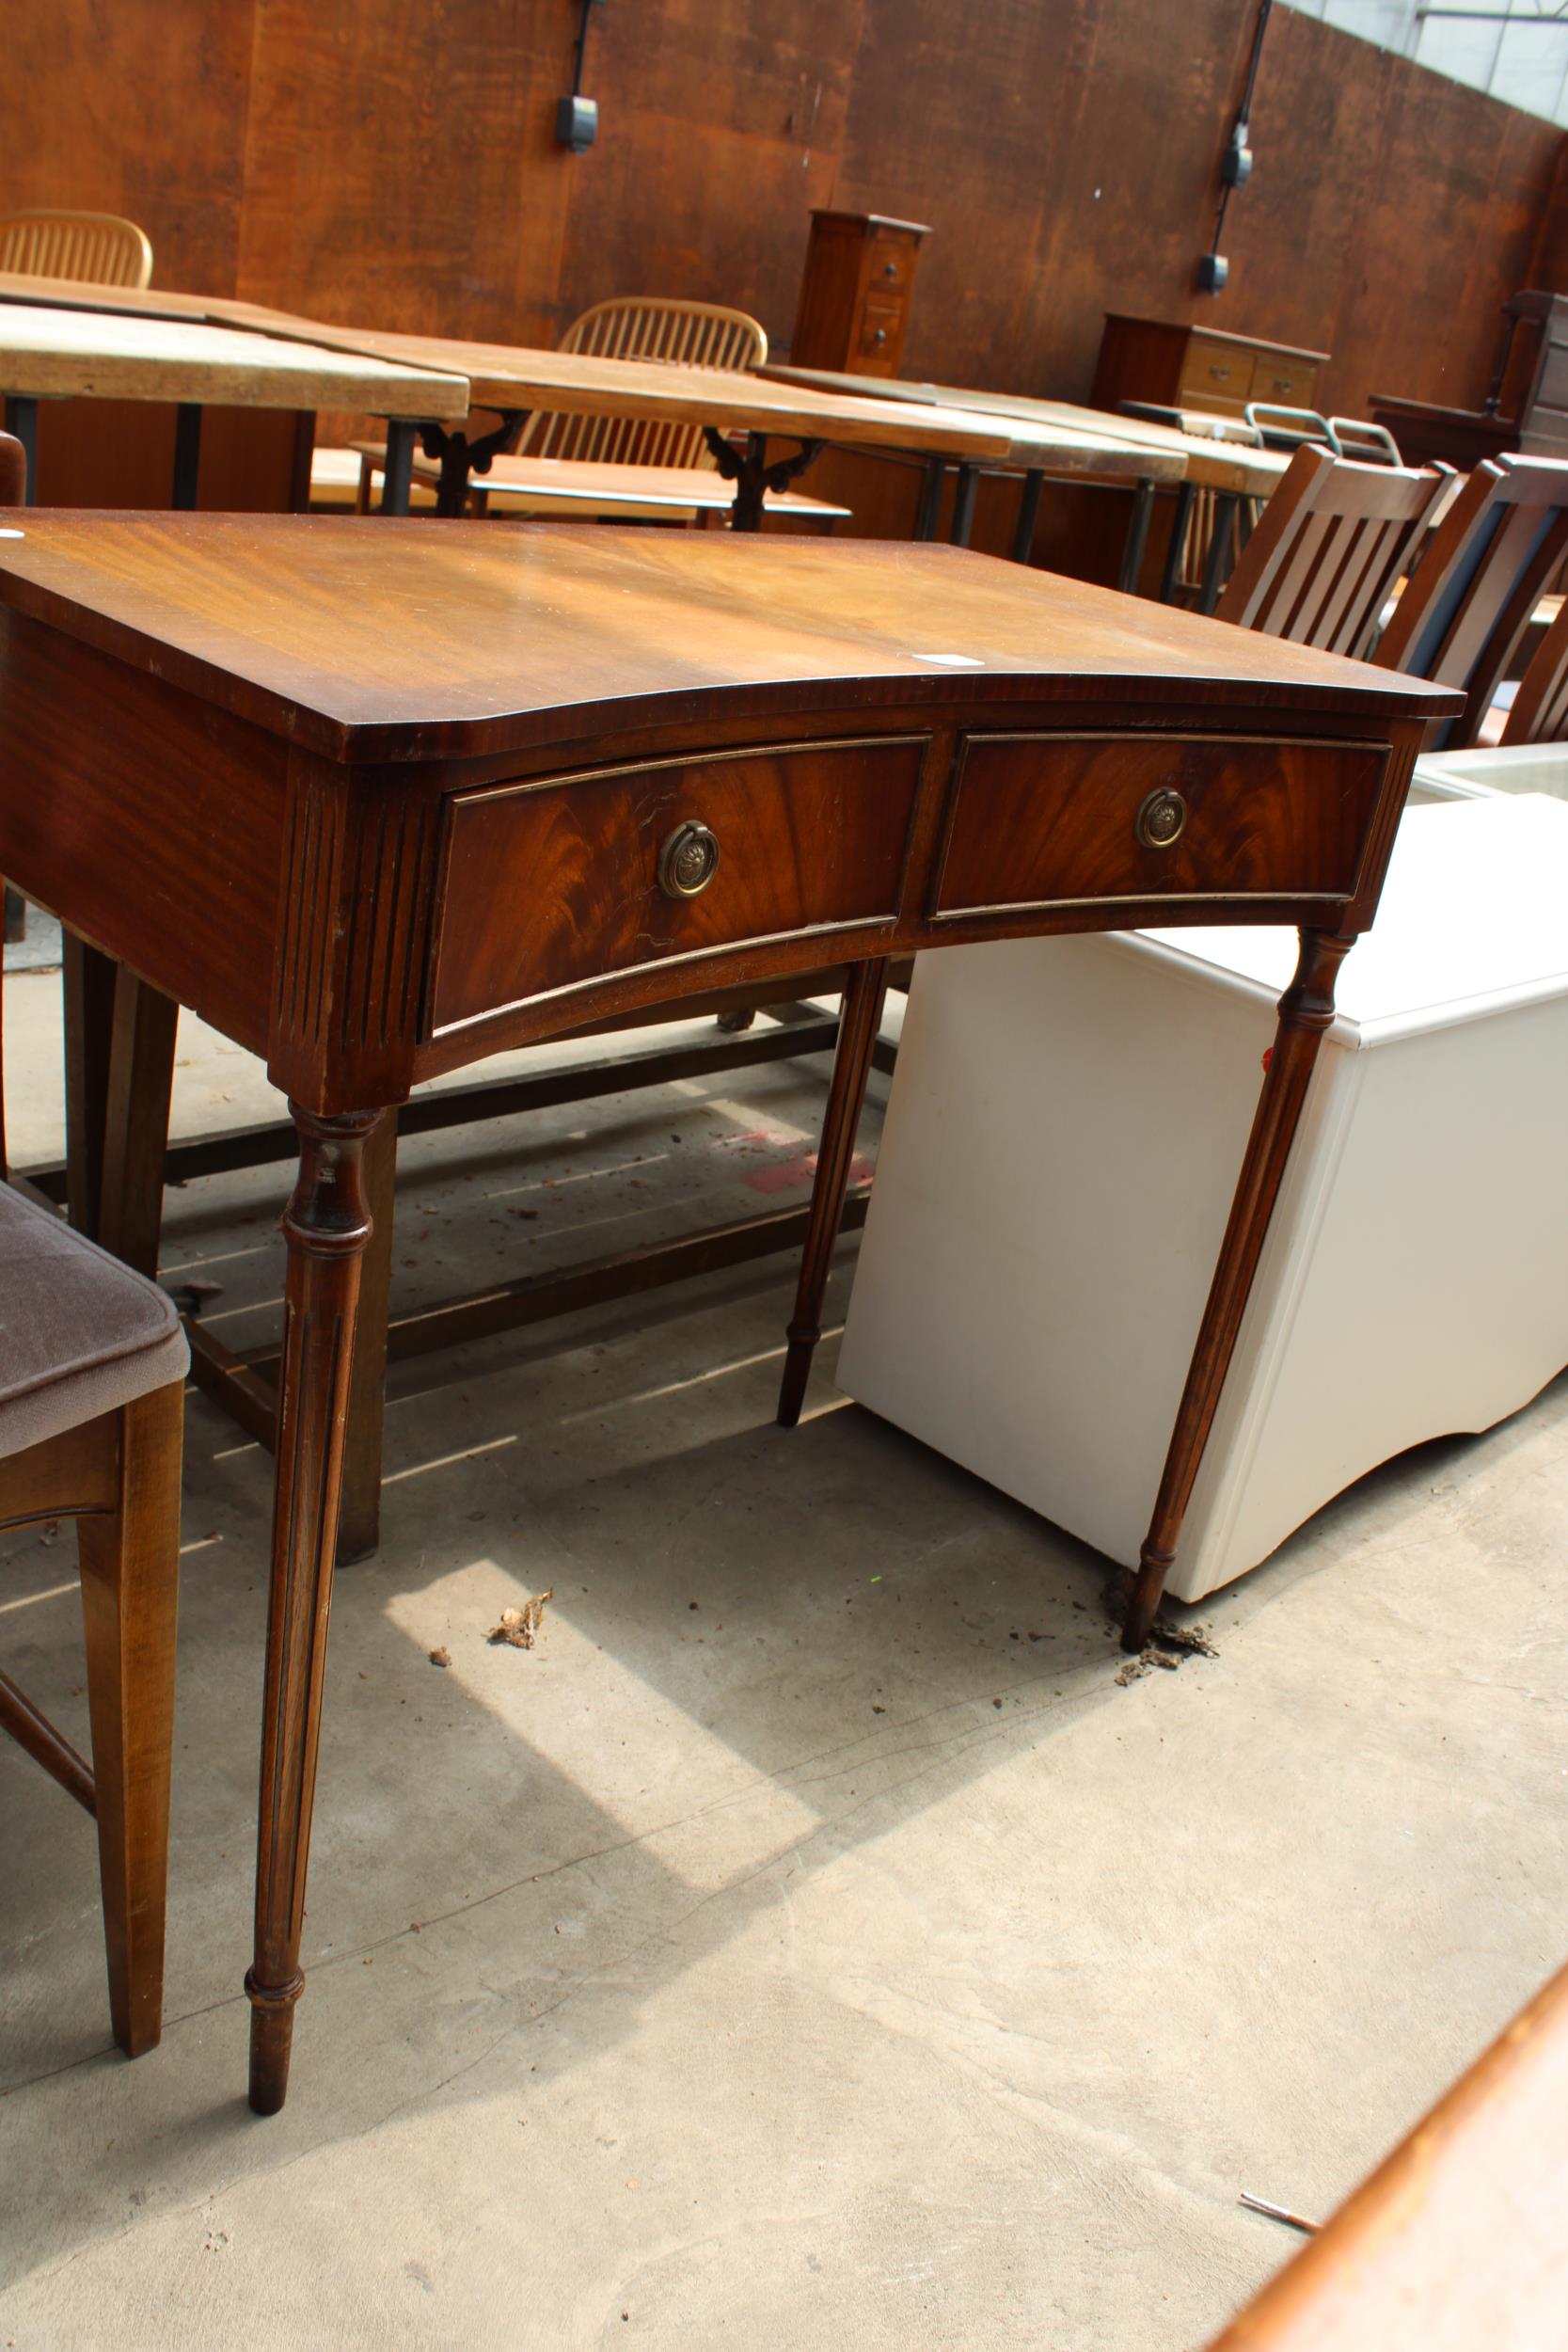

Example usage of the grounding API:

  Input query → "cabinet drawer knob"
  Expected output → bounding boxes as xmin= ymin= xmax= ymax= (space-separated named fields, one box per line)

xmin=1210 ymin=362 xmax=1230 ymax=379
xmin=658 ymin=819 xmax=721 ymax=898
xmin=1135 ymin=787 xmax=1187 ymax=850
xmin=881 ymin=261 xmax=898 ymax=279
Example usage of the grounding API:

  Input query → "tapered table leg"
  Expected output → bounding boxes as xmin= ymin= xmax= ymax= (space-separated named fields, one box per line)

xmin=1123 ymin=929 xmax=1353 ymax=1652
xmin=777 ymin=960 xmax=889 ymax=1428
xmin=336 ymin=1107 xmax=399 ymax=1565
xmin=246 ymin=1104 xmax=384 ymax=2115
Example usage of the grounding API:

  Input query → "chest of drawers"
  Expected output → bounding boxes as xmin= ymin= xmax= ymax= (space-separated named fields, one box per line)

xmin=789 ymin=210 xmax=931 ymax=378
xmin=1094 ymin=313 xmax=1329 ymax=423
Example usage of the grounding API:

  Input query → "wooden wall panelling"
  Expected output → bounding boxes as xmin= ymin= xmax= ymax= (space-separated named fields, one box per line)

xmin=1 ymin=1 xmax=255 ymax=296
xmin=33 ymin=403 xmax=306 ymax=512
xmin=235 ymin=0 xmax=574 ymax=344
xmin=553 ymin=0 xmax=860 ymax=346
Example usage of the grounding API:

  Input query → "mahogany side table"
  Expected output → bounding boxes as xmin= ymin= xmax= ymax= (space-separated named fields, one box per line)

xmin=0 ymin=518 xmax=1457 ymax=2110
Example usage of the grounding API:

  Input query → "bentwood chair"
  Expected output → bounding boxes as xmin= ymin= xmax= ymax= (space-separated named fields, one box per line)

xmin=0 ymin=209 xmax=153 ymax=289
xmin=1374 ymin=453 xmax=1568 ymax=748
xmin=1501 ymin=594 xmax=1568 ymax=743
xmin=1214 ymin=442 xmax=1451 ymax=659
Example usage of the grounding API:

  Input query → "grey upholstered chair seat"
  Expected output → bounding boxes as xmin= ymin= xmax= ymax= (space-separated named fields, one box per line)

xmin=0 ymin=1182 xmax=188 ymax=1458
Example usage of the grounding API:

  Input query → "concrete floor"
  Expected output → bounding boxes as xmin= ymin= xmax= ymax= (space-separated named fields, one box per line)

xmin=1 ymin=957 xmax=1564 ymax=2352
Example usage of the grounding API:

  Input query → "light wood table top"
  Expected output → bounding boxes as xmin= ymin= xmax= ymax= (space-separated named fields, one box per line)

xmin=0 ymin=302 xmax=468 ymax=418
xmin=759 ymin=365 xmax=1291 ymax=496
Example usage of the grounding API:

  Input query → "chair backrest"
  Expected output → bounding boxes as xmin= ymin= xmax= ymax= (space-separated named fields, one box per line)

xmin=1215 ymin=442 xmax=1451 ymax=658
xmin=1501 ymin=595 xmax=1568 ymax=744
xmin=518 ymin=297 xmax=768 ymax=468
xmin=0 ymin=209 xmax=152 ymax=290
xmin=1374 ymin=453 xmax=1568 ymax=749
xmin=0 ymin=427 xmax=25 ymax=508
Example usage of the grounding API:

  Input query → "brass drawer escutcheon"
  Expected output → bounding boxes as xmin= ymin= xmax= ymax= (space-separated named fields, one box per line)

xmin=1136 ymin=787 xmax=1187 ymax=850
xmin=658 ymin=819 xmax=721 ymax=898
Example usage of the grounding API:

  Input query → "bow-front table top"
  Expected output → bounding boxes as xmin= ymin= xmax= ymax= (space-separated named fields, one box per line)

xmin=758 ymin=363 xmax=1292 ymax=499
xmin=0 ymin=515 xmax=1458 ymax=2114
xmin=0 ymin=510 xmax=1457 ymax=1087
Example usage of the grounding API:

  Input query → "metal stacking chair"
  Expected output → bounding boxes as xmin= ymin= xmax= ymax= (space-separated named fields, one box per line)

xmin=1215 ymin=442 xmax=1451 ymax=658
xmin=0 ymin=209 xmax=152 ymax=289
xmin=1374 ymin=453 xmax=1568 ymax=748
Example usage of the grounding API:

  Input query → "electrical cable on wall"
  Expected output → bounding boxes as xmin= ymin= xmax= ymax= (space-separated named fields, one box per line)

xmin=1201 ymin=0 xmax=1273 ymax=292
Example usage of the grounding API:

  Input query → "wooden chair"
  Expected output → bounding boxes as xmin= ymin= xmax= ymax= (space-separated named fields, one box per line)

xmin=1374 ymin=452 xmax=1568 ymax=747
xmin=0 ymin=1173 xmax=186 ymax=2056
xmin=0 ymin=208 xmax=153 ymax=289
xmin=1215 ymin=443 xmax=1451 ymax=659
xmin=516 ymin=296 xmax=768 ymax=469
xmin=1500 ymin=591 xmax=1568 ymax=742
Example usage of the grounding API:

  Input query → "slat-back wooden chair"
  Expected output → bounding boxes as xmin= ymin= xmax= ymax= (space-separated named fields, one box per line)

xmin=515 ymin=296 xmax=768 ymax=469
xmin=0 ymin=208 xmax=152 ymax=289
xmin=1374 ymin=453 xmax=1568 ymax=748
xmin=1215 ymin=443 xmax=1451 ymax=659
xmin=1501 ymin=594 xmax=1568 ymax=743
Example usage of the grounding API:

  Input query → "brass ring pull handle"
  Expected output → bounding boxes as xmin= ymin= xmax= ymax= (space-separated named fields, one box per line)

xmin=658 ymin=819 xmax=721 ymax=899
xmin=1135 ymin=787 xmax=1187 ymax=850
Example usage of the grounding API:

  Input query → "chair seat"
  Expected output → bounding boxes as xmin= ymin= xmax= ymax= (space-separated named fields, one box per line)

xmin=0 ymin=1184 xmax=188 ymax=1460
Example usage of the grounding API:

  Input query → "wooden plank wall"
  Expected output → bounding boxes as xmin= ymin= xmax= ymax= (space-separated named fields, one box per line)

xmin=4 ymin=0 xmax=1564 ymax=524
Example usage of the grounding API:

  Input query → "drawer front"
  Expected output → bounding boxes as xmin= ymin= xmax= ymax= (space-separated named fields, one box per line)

xmin=857 ymin=297 xmax=906 ymax=359
xmin=1250 ymin=354 xmax=1319 ymax=407
xmin=866 ymin=237 xmax=914 ymax=294
xmin=933 ymin=732 xmax=1387 ymax=917
xmin=433 ymin=736 xmax=925 ymax=1031
xmin=1180 ymin=337 xmax=1249 ymax=409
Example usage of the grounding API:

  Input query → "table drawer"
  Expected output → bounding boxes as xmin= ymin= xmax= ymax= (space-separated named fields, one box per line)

xmin=432 ymin=735 xmax=925 ymax=1031
xmin=933 ymin=732 xmax=1386 ymax=917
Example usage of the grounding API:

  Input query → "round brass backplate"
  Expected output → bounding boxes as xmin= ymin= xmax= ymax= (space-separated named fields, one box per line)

xmin=1135 ymin=787 xmax=1187 ymax=850
xmin=657 ymin=819 xmax=721 ymax=899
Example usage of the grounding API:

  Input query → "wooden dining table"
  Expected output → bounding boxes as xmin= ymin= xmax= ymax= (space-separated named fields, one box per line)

xmin=0 ymin=514 xmax=1456 ymax=2112
xmin=758 ymin=361 xmax=1293 ymax=596
xmin=0 ymin=298 xmax=467 ymax=508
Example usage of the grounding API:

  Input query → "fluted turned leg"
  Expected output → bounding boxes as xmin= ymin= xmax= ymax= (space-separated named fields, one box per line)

xmin=246 ymin=1104 xmax=384 ymax=2115
xmin=1123 ymin=928 xmax=1354 ymax=1653
xmin=777 ymin=960 xmax=889 ymax=1428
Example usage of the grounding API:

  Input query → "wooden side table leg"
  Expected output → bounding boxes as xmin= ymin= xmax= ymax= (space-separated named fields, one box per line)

xmin=246 ymin=1104 xmax=383 ymax=2115
xmin=777 ymin=960 xmax=889 ymax=1428
xmin=1123 ymin=928 xmax=1354 ymax=1653
xmin=78 ymin=1383 xmax=184 ymax=2058
xmin=64 ymin=933 xmax=119 ymax=1239
xmin=97 ymin=969 xmax=179 ymax=1279
xmin=336 ymin=1107 xmax=398 ymax=1565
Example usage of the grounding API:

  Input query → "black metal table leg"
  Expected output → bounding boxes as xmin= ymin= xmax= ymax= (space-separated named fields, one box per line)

xmin=171 ymin=405 xmax=202 ymax=509
xmin=382 ymin=420 xmax=417 ymax=515
xmin=1158 ymin=482 xmax=1195 ymax=604
xmin=1117 ymin=478 xmax=1157 ymax=594
xmin=949 ymin=463 xmax=979 ymax=547
xmin=701 ymin=425 xmax=823 ymax=532
xmin=914 ymin=456 xmax=945 ymax=541
xmin=3 ymin=398 xmax=39 ymax=505
xmin=1010 ymin=469 xmax=1045 ymax=564
xmin=1197 ymin=492 xmax=1241 ymax=613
